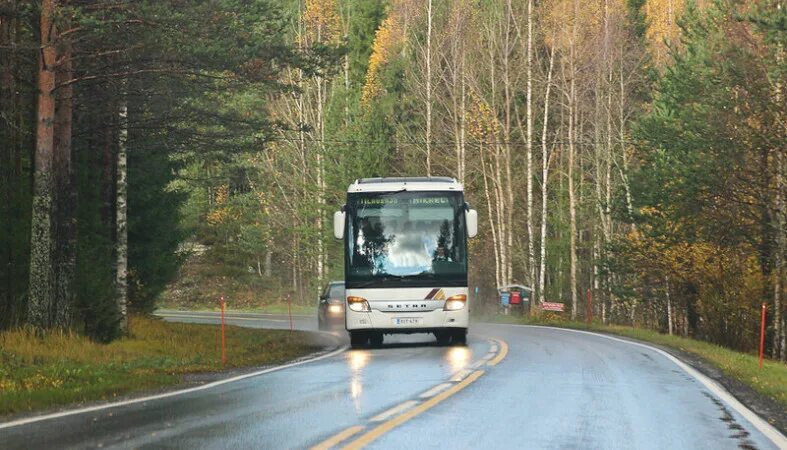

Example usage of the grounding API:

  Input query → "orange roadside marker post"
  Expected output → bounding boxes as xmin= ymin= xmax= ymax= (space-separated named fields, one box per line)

xmin=287 ymin=293 xmax=293 ymax=333
xmin=759 ymin=302 xmax=766 ymax=369
xmin=220 ymin=296 xmax=226 ymax=367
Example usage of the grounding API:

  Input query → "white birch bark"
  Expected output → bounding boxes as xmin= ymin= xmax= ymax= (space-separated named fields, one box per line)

xmin=116 ymin=84 xmax=128 ymax=333
xmin=568 ymin=90 xmax=578 ymax=319
xmin=604 ymin=0 xmax=615 ymax=318
xmin=460 ymin=56 xmax=466 ymax=182
xmin=426 ymin=0 xmax=432 ymax=176
xmin=774 ymin=41 xmax=785 ymax=361
xmin=568 ymin=11 xmax=579 ymax=320
xmin=538 ymin=46 xmax=556 ymax=306
xmin=526 ymin=0 xmax=535 ymax=290
xmin=666 ymin=276 xmax=673 ymax=336
xmin=481 ymin=143 xmax=502 ymax=287
xmin=503 ymin=0 xmax=514 ymax=286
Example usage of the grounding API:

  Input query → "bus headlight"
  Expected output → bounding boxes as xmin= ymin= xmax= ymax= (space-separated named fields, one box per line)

xmin=444 ymin=294 xmax=467 ymax=311
xmin=347 ymin=296 xmax=370 ymax=312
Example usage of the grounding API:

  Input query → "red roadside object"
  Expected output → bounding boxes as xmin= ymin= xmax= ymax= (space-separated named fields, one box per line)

xmin=759 ymin=302 xmax=766 ymax=369
xmin=287 ymin=293 xmax=293 ymax=332
xmin=510 ymin=291 xmax=522 ymax=305
xmin=542 ymin=301 xmax=565 ymax=312
xmin=220 ymin=296 xmax=226 ymax=367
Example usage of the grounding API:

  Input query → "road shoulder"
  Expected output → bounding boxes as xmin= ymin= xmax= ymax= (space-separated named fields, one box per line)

xmin=0 ymin=327 xmax=345 ymax=429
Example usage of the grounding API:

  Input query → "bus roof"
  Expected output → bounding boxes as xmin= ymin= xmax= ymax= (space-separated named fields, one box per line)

xmin=348 ymin=177 xmax=463 ymax=193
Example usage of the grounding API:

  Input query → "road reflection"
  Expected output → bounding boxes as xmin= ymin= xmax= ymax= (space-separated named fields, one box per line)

xmin=446 ymin=346 xmax=471 ymax=372
xmin=346 ymin=350 xmax=370 ymax=412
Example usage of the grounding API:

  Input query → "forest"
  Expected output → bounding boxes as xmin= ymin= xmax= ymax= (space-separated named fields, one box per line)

xmin=0 ymin=0 xmax=784 ymax=361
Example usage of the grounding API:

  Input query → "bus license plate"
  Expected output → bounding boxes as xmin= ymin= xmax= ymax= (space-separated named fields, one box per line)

xmin=393 ymin=317 xmax=422 ymax=326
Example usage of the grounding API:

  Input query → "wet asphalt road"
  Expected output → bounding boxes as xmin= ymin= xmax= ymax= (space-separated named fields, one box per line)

xmin=0 ymin=312 xmax=784 ymax=450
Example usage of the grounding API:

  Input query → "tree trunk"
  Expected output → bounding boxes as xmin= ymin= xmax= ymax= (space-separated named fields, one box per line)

xmin=775 ymin=134 xmax=785 ymax=360
xmin=568 ymin=36 xmax=578 ymax=320
xmin=538 ymin=46 xmax=555 ymax=306
xmin=618 ymin=50 xmax=636 ymax=230
xmin=503 ymin=0 xmax=514 ymax=287
xmin=116 ymin=81 xmax=128 ymax=333
xmin=568 ymin=111 xmax=578 ymax=318
xmin=526 ymin=0 xmax=535 ymax=291
xmin=53 ymin=24 xmax=74 ymax=329
xmin=666 ymin=276 xmax=673 ymax=336
xmin=481 ymin=143 xmax=501 ymax=288
xmin=28 ymin=0 xmax=58 ymax=329
xmin=264 ymin=246 xmax=272 ymax=278
xmin=316 ymin=74 xmax=325 ymax=286
xmin=459 ymin=53 xmax=466 ymax=182
xmin=425 ymin=0 xmax=432 ymax=176
xmin=0 ymin=0 xmax=15 ymax=328
xmin=604 ymin=0 xmax=615 ymax=319
xmin=774 ymin=42 xmax=785 ymax=361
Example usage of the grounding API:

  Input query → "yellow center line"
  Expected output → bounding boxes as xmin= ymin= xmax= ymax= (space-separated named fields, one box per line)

xmin=312 ymin=337 xmax=510 ymax=450
xmin=310 ymin=425 xmax=365 ymax=450
xmin=487 ymin=339 xmax=508 ymax=366
xmin=341 ymin=370 xmax=485 ymax=450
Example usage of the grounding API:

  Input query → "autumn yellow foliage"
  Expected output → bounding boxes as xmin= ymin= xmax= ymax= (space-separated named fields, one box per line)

xmin=644 ymin=0 xmax=686 ymax=67
xmin=466 ymin=93 xmax=501 ymax=142
xmin=207 ymin=184 xmax=231 ymax=226
xmin=624 ymin=226 xmax=767 ymax=349
xmin=362 ymin=15 xmax=405 ymax=105
xmin=301 ymin=0 xmax=342 ymax=45
xmin=541 ymin=0 xmax=627 ymax=54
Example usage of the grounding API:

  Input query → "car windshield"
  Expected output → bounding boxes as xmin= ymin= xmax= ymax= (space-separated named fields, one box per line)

xmin=328 ymin=284 xmax=345 ymax=298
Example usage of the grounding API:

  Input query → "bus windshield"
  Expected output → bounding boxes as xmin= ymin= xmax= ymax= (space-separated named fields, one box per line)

xmin=345 ymin=191 xmax=467 ymax=288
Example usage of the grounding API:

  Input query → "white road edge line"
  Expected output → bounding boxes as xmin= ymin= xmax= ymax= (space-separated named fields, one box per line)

xmin=0 ymin=344 xmax=348 ymax=430
xmin=419 ymin=383 xmax=452 ymax=399
xmin=501 ymin=324 xmax=787 ymax=448
xmin=369 ymin=400 xmax=420 ymax=422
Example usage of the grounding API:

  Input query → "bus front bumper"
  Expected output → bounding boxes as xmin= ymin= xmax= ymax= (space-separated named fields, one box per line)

xmin=345 ymin=308 xmax=468 ymax=332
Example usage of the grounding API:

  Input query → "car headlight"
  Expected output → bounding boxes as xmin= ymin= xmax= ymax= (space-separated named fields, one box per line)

xmin=444 ymin=294 xmax=467 ymax=311
xmin=327 ymin=304 xmax=343 ymax=314
xmin=347 ymin=296 xmax=370 ymax=312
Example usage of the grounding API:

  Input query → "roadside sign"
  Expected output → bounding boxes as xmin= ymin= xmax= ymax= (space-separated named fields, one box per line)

xmin=500 ymin=292 xmax=510 ymax=306
xmin=542 ymin=302 xmax=564 ymax=312
xmin=510 ymin=291 xmax=521 ymax=305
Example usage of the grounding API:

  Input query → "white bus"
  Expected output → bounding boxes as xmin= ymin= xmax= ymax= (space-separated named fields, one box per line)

xmin=333 ymin=177 xmax=478 ymax=348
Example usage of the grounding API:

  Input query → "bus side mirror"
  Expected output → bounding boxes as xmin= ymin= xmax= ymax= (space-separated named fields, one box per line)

xmin=333 ymin=211 xmax=345 ymax=239
xmin=466 ymin=209 xmax=478 ymax=238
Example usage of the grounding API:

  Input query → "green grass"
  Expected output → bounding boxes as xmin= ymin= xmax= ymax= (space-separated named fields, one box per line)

xmin=0 ymin=315 xmax=321 ymax=417
xmin=483 ymin=314 xmax=787 ymax=408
